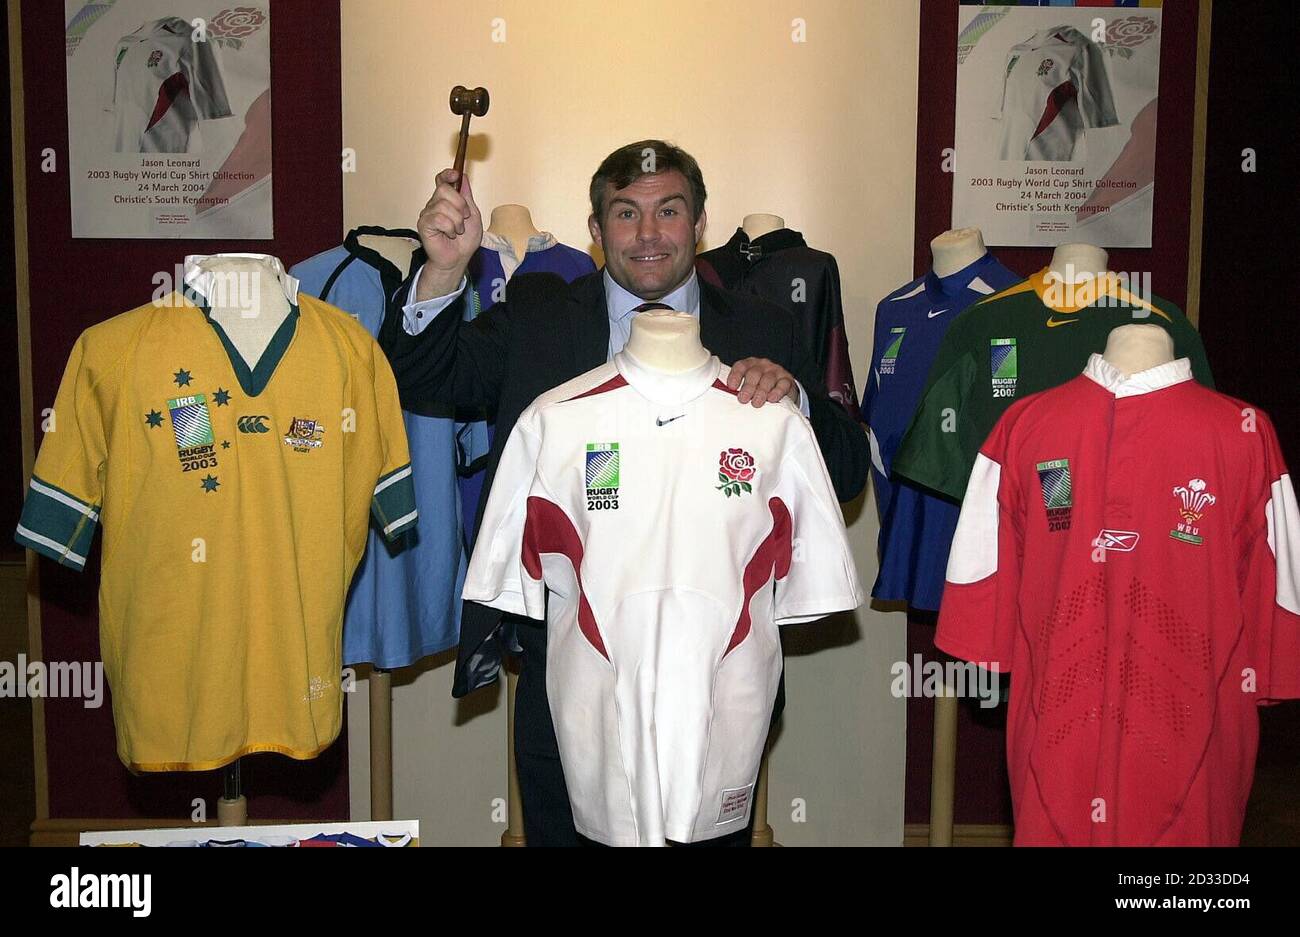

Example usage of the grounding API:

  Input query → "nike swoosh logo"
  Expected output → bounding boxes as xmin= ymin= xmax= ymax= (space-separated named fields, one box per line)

xmin=1046 ymin=316 xmax=1078 ymax=327
xmin=656 ymin=414 xmax=685 ymax=427
xmin=928 ymin=309 xmax=947 ymax=318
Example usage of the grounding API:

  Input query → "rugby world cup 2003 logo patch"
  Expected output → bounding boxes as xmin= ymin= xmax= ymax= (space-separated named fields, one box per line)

xmin=879 ymin=328 xmax=905 ymax=375
xmin=585 ymin=442 xmax=619 ymax=511
xmin=991 ymin=338 xmax=1017 ymax=398
xmin=1036 ymin=458 xmax=1072 ymax=532
xmin=168 ymin=394 xmax=219 ymax=473
xmin=1170 ymin=478 xmax=1216 ymax=546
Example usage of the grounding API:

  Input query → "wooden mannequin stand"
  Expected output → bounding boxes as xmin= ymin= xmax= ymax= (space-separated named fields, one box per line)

xmin=501 ymin=660 xmax=526 ymax=846
xmin=930 ymin=690 xmax=957 ymax=845
xmin=751 ymin=750 xmax=775 ymax=846
xmin=369 ymin=667 xmax=394 ymax=822
xmin=218 ymin=759 xmax=247 ymax=826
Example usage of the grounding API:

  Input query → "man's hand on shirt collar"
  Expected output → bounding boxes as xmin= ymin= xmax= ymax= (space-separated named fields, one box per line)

xmin=727 ymin=358 xmax=800 ymax=409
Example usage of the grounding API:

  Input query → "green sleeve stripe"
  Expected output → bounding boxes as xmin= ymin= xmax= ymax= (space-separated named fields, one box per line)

xmin=15 ymin=525 xmax=87 ymax=570
xmin=30 ymin=476 xmax=100 ymax=520
xmin=372 ymin=471 xmax=418 ymax=542
xmin=19 ymin=482 xmax=101 ymax=559
xmin=382 ymin=510 xmax=418 ymax=539
xmin=374 ymin=463 xmax=412 ymax=495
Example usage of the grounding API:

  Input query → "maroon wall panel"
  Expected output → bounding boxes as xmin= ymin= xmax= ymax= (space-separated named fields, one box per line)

xmin=21 ymin=0 xmax=348 ymax=822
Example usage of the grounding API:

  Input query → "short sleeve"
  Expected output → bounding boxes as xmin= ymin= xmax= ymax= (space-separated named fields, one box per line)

xmin=185 ymin=33 xmax=233 ymax=120
xmin=462 ymin=408 xmax=547 ymax=620
xmin=1240 ymin=414 xmax=1300 ymax=702
xmin=1073 ymin=30 xmax=1119 ymax=129
xmin=934 ymin=412 xmax=1023 ymax=670
xmin=362 ymin=341 xmax=417 ymax=541
xmin=15 ymin=336 xmax=109 ymax=571
xmin=770 ymin=422 xmax=864 ymax=624
xmin=893 ymin=347 xmax=980 ymax=501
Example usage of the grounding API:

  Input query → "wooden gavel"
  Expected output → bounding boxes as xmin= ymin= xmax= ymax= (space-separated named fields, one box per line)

xmin=449 ymin=85 xmax=490 ymax=177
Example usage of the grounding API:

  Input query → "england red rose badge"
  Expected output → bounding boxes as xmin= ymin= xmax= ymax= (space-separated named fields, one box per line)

xmin=717 ymin=448 xmax=756 ymax=498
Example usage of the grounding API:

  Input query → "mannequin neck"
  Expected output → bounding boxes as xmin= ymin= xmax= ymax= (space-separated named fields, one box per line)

xmin=624 ymin=310 xmax=711 ymax=373
xmin=1048 ymin=243 xmax=1109 ymax=283
xmin=488 ymin=204 xmax=542 ymax=261
xmin=357 ymin=233 xmax=419 ymax=277
xmin=930 ymin=227 xmax=988 ymax=278
xmin=1102 ymin=324 xmax=1175 ymax=376
xmin=741 ymin=213 xmax=785 ymax=240
xmin=189 ymin=254 xmax=292 ymax=368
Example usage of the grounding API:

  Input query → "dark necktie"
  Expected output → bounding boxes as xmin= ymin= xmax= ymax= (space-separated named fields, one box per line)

xmin=632 ymin=302 xmax=675 ymax=313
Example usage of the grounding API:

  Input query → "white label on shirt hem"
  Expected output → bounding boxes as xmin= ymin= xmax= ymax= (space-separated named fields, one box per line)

xmin=717 ymin=784 xmax=753 ymax=825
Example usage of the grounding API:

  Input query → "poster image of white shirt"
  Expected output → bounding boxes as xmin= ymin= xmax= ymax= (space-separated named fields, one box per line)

xmin=66 ymin=1 xmax=273 ymax=238
xmin=953 ymin=6 xmax=1162 ymax=248
xmin=111 ymin=16 xmax=233 ymax=153
xmin=994 ymin=25 xmax=1118 ymax=161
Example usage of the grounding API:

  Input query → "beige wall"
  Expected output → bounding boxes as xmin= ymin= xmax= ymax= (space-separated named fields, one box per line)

xmin=339 ymin=0 xmax=920 ymax=845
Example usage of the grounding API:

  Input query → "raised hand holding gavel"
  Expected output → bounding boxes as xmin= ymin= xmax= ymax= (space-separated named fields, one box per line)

xmin=413 ymin=85 xmax=490 ymax=302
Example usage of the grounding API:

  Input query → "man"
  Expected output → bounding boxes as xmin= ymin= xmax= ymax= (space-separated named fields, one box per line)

xmin=378 ymin=140 xmax=869 ymax=845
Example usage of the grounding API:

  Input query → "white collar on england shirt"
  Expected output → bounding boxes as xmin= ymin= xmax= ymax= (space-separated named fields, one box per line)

xmin=1083 ymin=352 xmax=1194 ymax=398
xmin=614 ymin=347 xmax=721 ymax=407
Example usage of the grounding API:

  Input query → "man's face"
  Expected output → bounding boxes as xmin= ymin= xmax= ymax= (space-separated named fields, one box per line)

xmin=589 ymin=169 xmax=706 ymax=301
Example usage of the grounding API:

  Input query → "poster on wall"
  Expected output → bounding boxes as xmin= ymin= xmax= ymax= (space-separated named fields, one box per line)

xmin=65 ymin=0 xmax=273 ymax=239
xmin=951 ymin=3 xmax=1162 ymax=248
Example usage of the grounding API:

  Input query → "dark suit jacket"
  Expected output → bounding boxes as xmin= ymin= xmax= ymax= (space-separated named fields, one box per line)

xmin=378 ymin=268 xmax=869 ymax=702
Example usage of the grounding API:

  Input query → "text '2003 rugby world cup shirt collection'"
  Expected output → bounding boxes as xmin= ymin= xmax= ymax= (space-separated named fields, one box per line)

xmin=861 ymin=253 xmax=1021 ymax=610
xmin=893 ymin=269 xmax=1215 ymax=503
xmin=15 ymin=256 xmax=417 ymax=771
xmin=464 ymin=349 xmax=863 ymax=845
xmin=937 ymin=355 xmax=1300 ymax=845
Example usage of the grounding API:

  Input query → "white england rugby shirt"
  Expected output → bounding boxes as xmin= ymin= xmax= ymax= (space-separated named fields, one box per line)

xmin=464 ymin=349 xmax=862 ymax=846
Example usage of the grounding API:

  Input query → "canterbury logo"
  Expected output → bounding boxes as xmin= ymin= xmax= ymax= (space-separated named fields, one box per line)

xmin=237 ymin=415 xmax=271 ymax=433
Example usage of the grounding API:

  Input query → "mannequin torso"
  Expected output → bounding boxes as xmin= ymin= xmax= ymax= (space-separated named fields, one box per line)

xmin=741 ymin=213 xmax=785 ymax=241
xmin=1102 ymin=323 xmax=1175 ymax=375
xmin=624 ymin=310 xmax=712 ymax=373
xmin=930 ymin=227 xmax=988 ymax=277
xmin=1048 ymin=242 xmax=1109 ymax=283
xmin=357 ymin=233 xmax=419 ymax=278
xmin=191 ymin=254 xmax=292 ymax=368
xmin=488 ymin=204 xmax=542 ymax=268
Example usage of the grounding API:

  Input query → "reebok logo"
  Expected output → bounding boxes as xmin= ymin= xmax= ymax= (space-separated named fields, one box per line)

xmin=1095 ymin=529 xmax=1140 ymax=552
xmin=237 ymin=415 xmax=270 ymax=433
xmin=50 ymin=867 xmax=152 ymax=917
